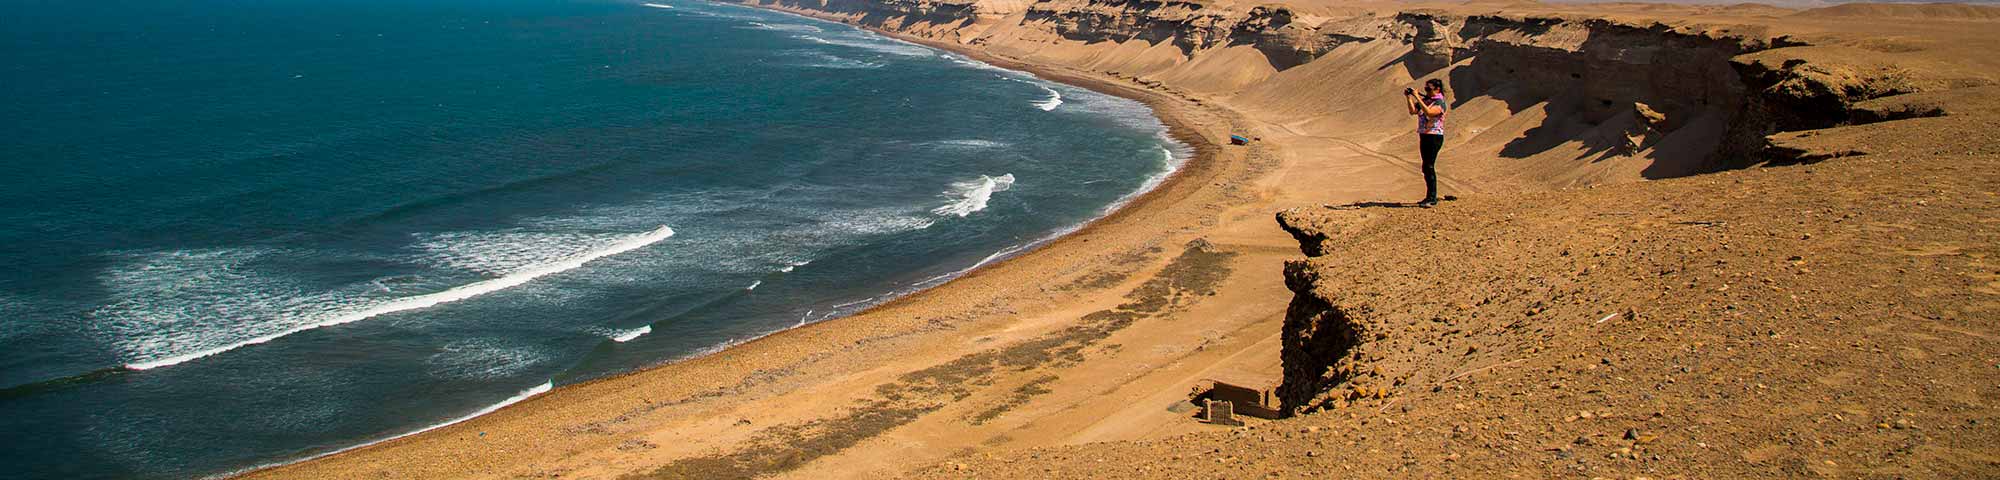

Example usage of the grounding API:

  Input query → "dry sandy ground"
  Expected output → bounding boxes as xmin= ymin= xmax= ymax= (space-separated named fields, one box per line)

xmin=918 ymin=121 xmax=2000 ymax=479
xmin=243 ymin=1 xmax=1999 ymax=479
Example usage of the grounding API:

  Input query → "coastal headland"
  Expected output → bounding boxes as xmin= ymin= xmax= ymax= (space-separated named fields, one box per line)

xmin=246 ymin=0 xmax=1999 ymax=478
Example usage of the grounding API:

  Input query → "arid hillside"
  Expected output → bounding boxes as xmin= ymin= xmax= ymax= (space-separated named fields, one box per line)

xmin=739 ymin=0 xmax=2000 ymax=477
xmin=920 ymin=116 xmax=2000 ymax=478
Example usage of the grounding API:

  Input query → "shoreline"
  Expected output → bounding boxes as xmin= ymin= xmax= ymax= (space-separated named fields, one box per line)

xmin=227 ymin=1 xmax=2000 ymax=477
xmin=233 ymin=3 xmax=1233 ymax=478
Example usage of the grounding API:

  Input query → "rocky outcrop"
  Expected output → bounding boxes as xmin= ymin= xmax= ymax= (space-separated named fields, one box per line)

xmin=1023 ymin=0 xmax=1225 ymax=50
xmin=1276 ymin=257 xmax=1364 ymax=414
xmin=1272 ymin=209 xmax=1388 ymax=415
xmin=1723 ymin=47 xmax=1967 ymax=165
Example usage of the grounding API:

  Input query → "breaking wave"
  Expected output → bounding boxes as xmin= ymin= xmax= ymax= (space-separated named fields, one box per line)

xmin=791 ymin=34 xmax=935 ymax=57
xmin=1032 ymin=84 xmax=1063 ymax=111
xmin=605 ymin=325 xmax=652 ymax=343
xmin=116 ymin=226 xmax=675 ymax=371
xmin=744 ymin=21 xmax=821 ymax=32
xmin=931 ymin=174 xmax=1015 ymax=217
xmin=1005 ymin=78 xmax=1063 ymax=111
xmin=779 ymin=259 xmax=810 ymax=273
xmin=926 ymin=139 xmax=1009 ymax=149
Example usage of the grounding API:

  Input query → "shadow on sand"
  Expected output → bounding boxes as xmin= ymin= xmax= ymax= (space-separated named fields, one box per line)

xmin=1321 ymin=196 xmax=1459 ymax=210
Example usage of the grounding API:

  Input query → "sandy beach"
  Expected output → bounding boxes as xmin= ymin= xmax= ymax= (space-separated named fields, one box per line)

xmin=241 ymin=10 xmax=1332 ymax=479
xmin=243 ymin=0 xmax=2000 ymax=478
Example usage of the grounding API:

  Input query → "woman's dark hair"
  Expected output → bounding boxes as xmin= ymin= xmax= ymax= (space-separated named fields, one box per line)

xmin=1425 ymin=78 xmax=1445 ymax=94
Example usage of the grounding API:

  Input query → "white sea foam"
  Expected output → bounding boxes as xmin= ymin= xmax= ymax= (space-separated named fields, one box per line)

xmin=791 ymin=34 xmax=934 ymax=57
xmin=930 ymin=174 xmax=1015 ymax=217
xmin=1004 ymin=77 xmax=1064 ymax=111
xmin=1106 ymin=141 xmax=1190 ymax=213
xmin=95 ymin=247 xmax=330 ymax=370
xmin=745 ymin=21 xmax=821 ymax=32
xmin=1081 ymin=143 xmax=1187 ymax=220
xmin=641 ymin=3 xmax=673 ymax=9
xmin=816 ymin=206 xmax=937 ymax=236
xmin=118 ymin=226 xmax=675 ymax=371
xmin=454 ymin=381 xmax=551 ymax=425
xmin=1032 ymin=84 xmax=1064 ymax=111
xmin=426 ymin=338 xmax=548 ymax=380
xmin=417 ymin=230 xmax=644 ymax=276
xmin=928 ymin=139 xmax=1009 ymax=149
xmin=785 ymin=51 xmax=883 ymax=70
xmin=672 ymin=7 xmax=761 ymax=20
xmin=942 ymin=53 xmax=1020 ymax=75
xmin=608 ymin=325 xmax=652 ymax=342
xmin=971 ymin=244 xmax=1026 ymax=271
xmin=830 ymin=297 xmax=876 ymax=310
xmin=914 ymin=271 xmax=957 ymax=288
xmin=908 ymin=243 xmax=1025 ymax=290
xmin=745 ymin=280 xmax=762 ymax=291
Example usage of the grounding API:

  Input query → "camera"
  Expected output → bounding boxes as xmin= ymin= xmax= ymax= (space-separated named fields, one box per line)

xmin=1403 ymin=87 xmax=1415 ymax=96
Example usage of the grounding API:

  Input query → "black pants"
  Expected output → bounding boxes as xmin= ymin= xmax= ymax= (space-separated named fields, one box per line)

xmin=1419 ymin=133 xmax=1443 ymax=202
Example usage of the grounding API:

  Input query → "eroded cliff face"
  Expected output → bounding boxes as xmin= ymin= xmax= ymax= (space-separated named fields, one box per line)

xmin=1276 ymin=255 xmax=1365 ymax=414
xmin=737 ymin=0 xmax=1957 ymax=185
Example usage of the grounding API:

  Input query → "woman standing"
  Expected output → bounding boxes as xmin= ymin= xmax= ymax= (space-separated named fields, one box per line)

xmin=1404 ymin=78 xmax=1447 ymax=208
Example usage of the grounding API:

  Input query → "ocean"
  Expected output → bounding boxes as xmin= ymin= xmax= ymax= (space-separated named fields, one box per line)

xmin=0 ymin=0 xmax=1187 ymax=477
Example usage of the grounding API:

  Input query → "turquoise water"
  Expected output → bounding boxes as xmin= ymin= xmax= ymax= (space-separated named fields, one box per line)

xmin=0 ymin=0 xmax=1185 ymax=477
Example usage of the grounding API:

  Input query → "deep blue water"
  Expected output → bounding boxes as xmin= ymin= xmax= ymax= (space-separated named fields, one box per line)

xmin=0 ymin=0 xmax=1184 ymax=477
